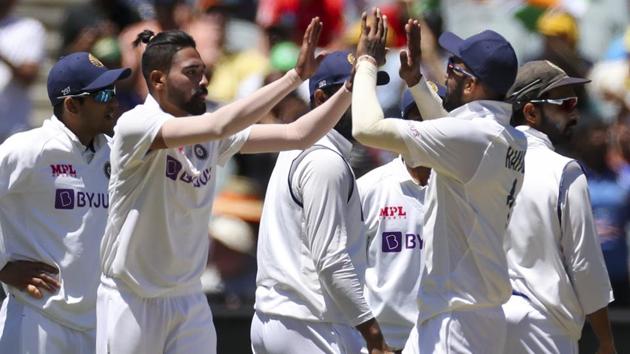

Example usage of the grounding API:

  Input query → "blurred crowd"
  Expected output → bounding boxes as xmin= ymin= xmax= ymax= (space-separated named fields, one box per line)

xmin=2 ymin=0 xmax=630 ymax=308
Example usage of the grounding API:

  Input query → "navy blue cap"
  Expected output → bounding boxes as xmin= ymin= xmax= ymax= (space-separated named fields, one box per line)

xmin=400 ymin=82 xmax=446 ymax=119
xmin=308 ymin=51 xmax=390 ymax=97
xmin=47 ymin=52 xmax=131 ymax=106
xmin=439 ymin=30 xmax=518 ymax=97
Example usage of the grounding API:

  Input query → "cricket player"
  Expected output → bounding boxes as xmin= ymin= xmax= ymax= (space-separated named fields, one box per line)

xmin=251 ymin=51 xmax=392 ymax=354
xmin=97 ymin=20 xmax=359 ymax=354
xmin=357 ymin=88 xmax=443 ymax=353
xmin=351 ymin=11 xmax=527 ymax=353
xmin=0 ymin=52 xmax=130 ymax=354
xmin=503 ymin=60 xmax=616 ymax=354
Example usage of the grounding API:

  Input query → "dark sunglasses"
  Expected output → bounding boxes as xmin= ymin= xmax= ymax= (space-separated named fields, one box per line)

xmin=530 ymin=96 xmax=578 ymax=112
xmin=446 ymin=57 xmax=476 ymax=80
xmin=57 ymin=87 xmax=117 ymax=104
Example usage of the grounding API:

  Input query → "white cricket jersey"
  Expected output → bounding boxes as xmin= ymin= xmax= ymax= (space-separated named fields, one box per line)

xmin=357 ymin=156 xmax=426 ymax=350
xmin=255 ymin=130 xmax=373 ymax=327
xmin=504 ymin=126 xmax=613 ymax=340
xmin=0 ymin=116 xmax=110 ymax=331
xmin=100 ymin=95 xmax=250 ymax=298
xmin=394 ymin=100 xmax=528 ymax=324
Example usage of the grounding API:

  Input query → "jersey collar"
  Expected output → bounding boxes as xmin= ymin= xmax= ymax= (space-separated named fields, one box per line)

xmin=448 ymin=100 xmax=512 ymax=126
xmin=47 ymin=115 xmax=108 ymax=158
xmin=516 ymin=125 xmax=554 ymax=150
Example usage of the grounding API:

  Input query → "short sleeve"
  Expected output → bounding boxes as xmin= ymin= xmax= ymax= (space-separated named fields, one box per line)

xmin=560 ymin=161 xmax=615 ymax=313
xmin=217 ymin=127 xmax=251 ymax=166
xmin=393 ymin=118 xmax=489 ymax=183
xmin=112 ymin=109 xmax=171 ymax=170
xmin=0 ymin=134 xmax=37 ymax=199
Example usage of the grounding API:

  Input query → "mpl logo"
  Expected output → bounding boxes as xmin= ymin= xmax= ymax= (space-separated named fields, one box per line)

xmin=50 ymin=164 xmax=77 ymax=177
xmin=382 ymin=231 xmax=423 ymax=252
xmin=379 ymin=206 xmax=407 ymax=219
xmin=54 ymin=189 xmax=109 ymax=209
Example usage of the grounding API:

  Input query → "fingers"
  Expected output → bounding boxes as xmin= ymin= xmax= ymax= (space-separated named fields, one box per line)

xmin=399 ymin=50 xmax=410 ymax=68
xmin=361 ymin=12 xmax=368 ymax=35
xmin=25 ymin=284 xmax=43 ymax=299
xmin=382 ymin=15 xmax=389 ymax=44
xmin=39 ymin=272 xmax=61 ymax=289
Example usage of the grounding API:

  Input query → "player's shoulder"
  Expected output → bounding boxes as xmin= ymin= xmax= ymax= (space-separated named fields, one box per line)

xmin=358 ymin=160 xmax=399 ymax=191
xmin=0 ymin=126 xmax=61 ymax=168
xmin=297 ymin=146 xmax=351 ymax=179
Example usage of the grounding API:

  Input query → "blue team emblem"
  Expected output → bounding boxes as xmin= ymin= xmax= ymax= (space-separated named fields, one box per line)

xmin=194 ymin=144 xmax=208 ymax=160
xmin=103 ymin=162 xmax=111 ymax=179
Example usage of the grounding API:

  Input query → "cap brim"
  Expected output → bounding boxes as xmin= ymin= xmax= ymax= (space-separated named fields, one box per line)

xmin=83 ymin=67 xmax=132 ymax=92
xmin=376 ymin=71 xmax=390 ymax=86
xmin=438 ymin=32 xmax=464 ymax=57
xmin=541 ymin=76 xmax=591 ymax=94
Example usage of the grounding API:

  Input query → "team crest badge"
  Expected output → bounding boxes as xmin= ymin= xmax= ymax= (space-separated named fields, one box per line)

xmin=194 ymin=144 xmax=208 ymax=160
xmin=89 ymin=54 xmax=105 ymax=68
xmin=347 ymin=53 xmax=356 ymax=65
xmin=103 ymin=162 xmax=111 ymax=178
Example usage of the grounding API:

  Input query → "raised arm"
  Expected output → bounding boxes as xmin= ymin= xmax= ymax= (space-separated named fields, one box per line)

xmin=152 ymin=18 xmax=324 ymax=150
xmin=352 ymin=9 xmax=409 ymax=155
xmin=240 ymin=83 xmax=351 ymax=153
xmin=399 ymin=19 xmax=447 ymax=120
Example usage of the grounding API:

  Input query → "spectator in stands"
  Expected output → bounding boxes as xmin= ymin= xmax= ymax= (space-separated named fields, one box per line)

xmin=573 ymin=121 xmax=630 ymax=307
xmin=60 ymin=0 xmax=140 ymax=56
xmin=0 ymin=0 xmax=46 ymax=142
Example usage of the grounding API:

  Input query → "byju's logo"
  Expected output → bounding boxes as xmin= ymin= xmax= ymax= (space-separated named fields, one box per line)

xmin=382 ymin=232 xmax=402 ymax=252
xmin=166 ymin=156 xmax=183 ymax=181
xmin=382 ymin=232 xmax=423 ymax=252
xmin=55 ymin=189 xmax=74 ymax=209
xmin=54 ymin=189 xmax=109 ymax=209
xmin=165 ymin=155 xmax=212 ymax=188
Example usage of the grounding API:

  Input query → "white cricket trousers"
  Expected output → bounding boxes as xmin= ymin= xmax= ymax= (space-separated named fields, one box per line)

xmin=96 ymin=278 xmax=216 ymax=354
xmin=503 ymin=295 xmax=578 ymax=354
xmin=0 ymin=294 xmax=95 ymax=354
xmin=402 ymin=306 xmax=507 ymax=354
xmin=250 ymin=311 xmax=364 ymax=354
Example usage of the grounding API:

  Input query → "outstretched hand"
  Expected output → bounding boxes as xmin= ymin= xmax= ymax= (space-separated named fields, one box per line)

xmin=356 ymin=8 xmax=388 ymax=66
xmin=0 ymin=260 xmax=60 ymax=299
xmin=399 ymin=19 xmax=423 ymax=87
xmin=295 ymin=17 xmax=326 ymax=80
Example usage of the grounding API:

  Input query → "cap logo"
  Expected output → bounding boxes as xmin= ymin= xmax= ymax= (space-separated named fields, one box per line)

xmin=347 ymin=53 xmax=356 ymax=64
xmin=61 ymin=86 xmax=71 ymax=95
xmin=88 ymin=54 xmax=104 ymax=68
xmin=318 ymin=80 xmax=327 ymax=88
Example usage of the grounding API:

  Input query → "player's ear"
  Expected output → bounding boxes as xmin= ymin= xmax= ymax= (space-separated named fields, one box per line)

xmin=149 ymin=70 xmax=166 ymax=91
xmin=64 ymin=97 xmax=80 ymax=114
xmin=313 ymin=89 xmax=328 ymax=107
xmin=523 ymin=102 xmax=539 ymax=126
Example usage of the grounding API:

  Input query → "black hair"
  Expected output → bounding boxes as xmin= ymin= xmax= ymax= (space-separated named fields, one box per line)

xmin=509 ymin=91 xmax=548 ymax=127
xmin=309 ymin=84 xmax=343 ymax=109
xmin=53 ymin=97 xmax=84 ymax=121
xmin=53 ymin=103 xmax=64 ymax=120
xmin=133 ymin=29 xmax=197 ymax=87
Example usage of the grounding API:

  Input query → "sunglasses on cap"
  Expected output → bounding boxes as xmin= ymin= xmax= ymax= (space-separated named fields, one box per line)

xmin=530 ymin=96 xmax=578 ymax=112
xmin=57 ymin=87 xmax=117 ymax=104
xmin=447 ymin=57 xmax=476 ymax=80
